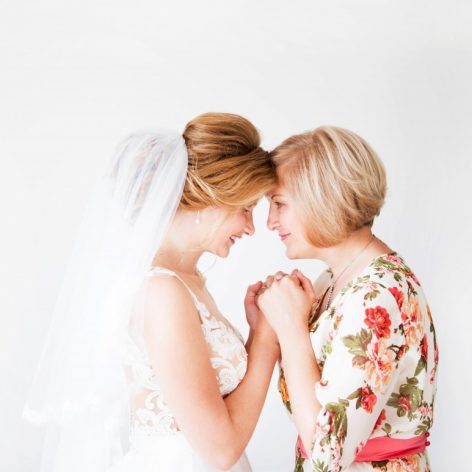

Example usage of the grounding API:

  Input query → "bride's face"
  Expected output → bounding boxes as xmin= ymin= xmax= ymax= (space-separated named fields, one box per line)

xmin=200 ymin=204 xmax=256 ymax=258
xmin=267 ymin=182 xmax=313 ymax=259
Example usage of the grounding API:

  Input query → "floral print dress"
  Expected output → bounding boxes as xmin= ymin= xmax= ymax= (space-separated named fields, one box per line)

xmin=279 ymin=253 xmax=438 ymax=472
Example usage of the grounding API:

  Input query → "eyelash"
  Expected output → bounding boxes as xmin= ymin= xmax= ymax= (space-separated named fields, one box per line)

xmin=273 ymin=202 xmax=284 ymax=209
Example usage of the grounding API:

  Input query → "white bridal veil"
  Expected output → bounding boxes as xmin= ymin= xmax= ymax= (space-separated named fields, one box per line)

xmin=23 ymin=131 xmax=188 ymax=471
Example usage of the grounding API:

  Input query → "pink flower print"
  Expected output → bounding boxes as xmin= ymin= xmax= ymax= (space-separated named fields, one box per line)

xmin=365 ymin=306 xmax=392 ymax=338
xmin=360 ymin=386 xmax=377 ymax=413
xmin=365 ymin=339 xmax=396 ymax=393
xmin=401 ymin=298 xmax=424 ymax=345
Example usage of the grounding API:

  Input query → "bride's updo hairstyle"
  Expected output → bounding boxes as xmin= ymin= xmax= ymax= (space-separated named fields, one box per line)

xmin=181 ymin=112 xmax=275 ymax=210
xmin=270 ymin=126 xmax=386 ymax=247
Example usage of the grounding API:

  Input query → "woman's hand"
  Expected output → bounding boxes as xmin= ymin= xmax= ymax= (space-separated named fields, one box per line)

xmin=244 ymin=280 xmax=279 ymax=348
xmin=244 ymin=281 xmax=264 ymax=332
xmin=258 ymin=270 xmax=317 ymax=339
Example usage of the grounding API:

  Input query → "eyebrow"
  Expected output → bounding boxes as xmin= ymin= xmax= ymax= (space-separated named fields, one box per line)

xmin=270 ymin=194 xmax=285 ymax=200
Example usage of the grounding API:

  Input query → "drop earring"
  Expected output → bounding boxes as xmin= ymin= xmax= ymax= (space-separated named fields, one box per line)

xmin=195 ymin=211 xmax=201 ymax=225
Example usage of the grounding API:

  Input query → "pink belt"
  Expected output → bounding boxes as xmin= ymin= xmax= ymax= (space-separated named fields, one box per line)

xmin=296 ymin=433 xmax=429 ymax=462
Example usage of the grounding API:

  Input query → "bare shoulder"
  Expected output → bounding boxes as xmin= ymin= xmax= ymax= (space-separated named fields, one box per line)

xmin=142 ymin=272 xmax=199 ymax=326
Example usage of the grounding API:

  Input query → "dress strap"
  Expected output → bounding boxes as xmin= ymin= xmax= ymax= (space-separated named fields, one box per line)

xmin=147 ymin=266 xmax=208 ymax=317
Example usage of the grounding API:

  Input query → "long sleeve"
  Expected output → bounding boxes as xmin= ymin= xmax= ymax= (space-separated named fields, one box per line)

xmin=310 ymin=280 xmax=406 ymax=471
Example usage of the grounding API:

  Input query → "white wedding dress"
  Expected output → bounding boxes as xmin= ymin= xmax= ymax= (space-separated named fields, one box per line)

xmin=109 ymin=267 xmax=252 ymax=472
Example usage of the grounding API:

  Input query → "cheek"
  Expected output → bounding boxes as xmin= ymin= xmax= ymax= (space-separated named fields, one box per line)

xmin=215 ymin=216 xmax=241 ymax=243
xmin=285 ymin=210 xmax=306 ymax=240
xmin=229 ymin=214 xmax=246 ymax=232
xmin=280 ymin=209 xmax=296 ymax=229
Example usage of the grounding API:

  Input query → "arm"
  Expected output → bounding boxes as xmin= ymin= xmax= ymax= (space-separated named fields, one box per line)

xmin=258 ymin=271 xmax=321 ymax=451
xmin=278 ymin=326 xmax=322 ymax=452
xmin=245 ymin=329 xmax=255 ymax=351
xmin=307 ymin=287 xmax=404 ymax=469
xmin=263 ymin=274 xmax=405 ymax=470
xmin=143 ymin=275 xmax=278 ymax=470
xmin=244 ymin=281 xmax=263 ymax=351
xmin=224 ymin=320 xmax=279 ymax=453
xmin=276 ymin=271 xmax=334 ymax=450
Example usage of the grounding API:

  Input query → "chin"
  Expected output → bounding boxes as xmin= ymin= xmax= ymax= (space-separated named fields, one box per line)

xmin=285 ymin=244 xmax=305 ymax=260
xmin=285 ymin=246 xmax=297 ymax=259
xmin=215 ymin=246 xmax=231 ymax=258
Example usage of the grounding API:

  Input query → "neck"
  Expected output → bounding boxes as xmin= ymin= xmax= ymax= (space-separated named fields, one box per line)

xmin=152 ymin=245 xmax=203 ymax=275
xmin=319 ymin=227 xmax=378 ymax=280
xmin=151 ymin=215 xmax=204 ymax=276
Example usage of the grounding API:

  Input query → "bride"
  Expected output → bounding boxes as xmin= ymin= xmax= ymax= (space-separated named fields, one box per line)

xmin=23 ymin=113 xmax=279 ymax=471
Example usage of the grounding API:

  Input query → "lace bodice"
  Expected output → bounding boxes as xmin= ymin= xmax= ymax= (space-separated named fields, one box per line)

xmin=124 ymin=267 xmax=248 ymax=436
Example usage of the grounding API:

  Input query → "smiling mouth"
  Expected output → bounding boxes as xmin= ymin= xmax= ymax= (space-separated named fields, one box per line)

xmin=280 ymin=233 xmax=291 ymax=241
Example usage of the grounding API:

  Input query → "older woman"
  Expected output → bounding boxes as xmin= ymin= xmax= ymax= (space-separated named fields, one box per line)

xmin=258 ymin=126 xmax=438 ymax=472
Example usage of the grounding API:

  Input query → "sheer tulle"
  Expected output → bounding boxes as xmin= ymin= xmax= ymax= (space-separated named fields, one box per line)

xmin=109 ymin=433 xmax=251 ymax=472
xmin=23 ymin=132 xmax=188 ymax=471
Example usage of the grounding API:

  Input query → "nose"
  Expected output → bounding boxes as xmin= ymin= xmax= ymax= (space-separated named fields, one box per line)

xmin=244 ymin=212 xmax=255 ymax=236
xmin=267 ymin=205 xmax=279 ymax=231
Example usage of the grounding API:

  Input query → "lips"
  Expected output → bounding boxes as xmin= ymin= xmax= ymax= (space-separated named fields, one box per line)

xmin=229 ymin=235 xmax=240 ymax=245
xmin=280 ymin=233 xmax=291 ymax=241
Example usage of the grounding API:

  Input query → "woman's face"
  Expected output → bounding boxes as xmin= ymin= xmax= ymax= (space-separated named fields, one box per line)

xmin=267 ymin=181 xmax=314 ymax=259
xmin=201 ymin=204 xmax=256 ymax=258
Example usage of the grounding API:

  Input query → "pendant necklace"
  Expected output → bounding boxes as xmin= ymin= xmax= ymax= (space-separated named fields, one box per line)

xmin=324 ymin=234 xmax=376 ymax=311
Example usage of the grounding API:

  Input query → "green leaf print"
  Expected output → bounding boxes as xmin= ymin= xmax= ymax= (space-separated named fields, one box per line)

xmin=325 ymin=400 xmax=348 ymax=441
xmin=415 ymin=417 xmax=432 ymax=435
xmin=347 ymin=388 xmax=362 ymax=401
xmin=373 ymin=257 xmax=398 ymax=271
xmin=382 ymin=423 xmax=392 ymax=436
xmin=294 ymin=453 xmax=305 ymax=472
xmin=407 ymin=280 xmax=418 ymax=297
xmin=342 ymin=328 xmax=372 ymax=367
xmin=349 ymin=275 xmax=371 ymax=294
xmin=312 ymin=459 xmax=330 ymax=472
xmin=322 ymin=342 xmax=333 ymax=358
xmin=414 ymin=357 xmax=427 ymax=376
xmin=387 ymin=377 xmax=424 ymax=420
xmin=364 ymin=289 xmax=381 ymax=301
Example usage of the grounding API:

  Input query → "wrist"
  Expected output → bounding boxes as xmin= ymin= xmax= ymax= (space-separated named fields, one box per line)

xmin=278 ymin=322 xmax=309 ymax=347
xmin=252 ymin=328 xmax=279 ymax=351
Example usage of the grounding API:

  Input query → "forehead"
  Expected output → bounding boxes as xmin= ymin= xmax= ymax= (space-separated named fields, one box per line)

xmin=268 ymin=185 xmax=289 ymax=199
xmin=268 ymin=169 xmax=290 ymax=198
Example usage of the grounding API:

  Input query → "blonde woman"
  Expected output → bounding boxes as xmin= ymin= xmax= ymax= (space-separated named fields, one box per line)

xmin=258 ymin=126 xmax=438 ymax=471
xmin=24 ymin=113 xmax=279 ymax=471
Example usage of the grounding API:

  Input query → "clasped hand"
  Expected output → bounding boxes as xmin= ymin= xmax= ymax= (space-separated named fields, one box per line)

xmin=244 ymin=269 xmax=317 ymax=341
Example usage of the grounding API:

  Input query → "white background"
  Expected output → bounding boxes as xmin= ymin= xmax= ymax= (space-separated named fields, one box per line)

xmin=1 ymin=1 xmax=471 ymax=470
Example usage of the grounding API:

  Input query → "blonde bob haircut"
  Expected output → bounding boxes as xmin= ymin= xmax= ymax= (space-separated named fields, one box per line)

xmin=270 ymin=126 xmax=386 ymax=247
xmin=181 ymin=112 xmax=275 ymax=211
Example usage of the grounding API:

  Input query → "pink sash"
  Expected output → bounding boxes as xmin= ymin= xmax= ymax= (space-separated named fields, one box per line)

xmin=354 ymin=434 xmax=427 ymax=462
xmin=296 ymin=433 xmax=428 ymax=462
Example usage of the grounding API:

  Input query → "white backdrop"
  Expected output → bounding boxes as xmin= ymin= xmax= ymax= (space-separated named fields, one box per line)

xmin=1 ymin=1 xmax=471 ymax=470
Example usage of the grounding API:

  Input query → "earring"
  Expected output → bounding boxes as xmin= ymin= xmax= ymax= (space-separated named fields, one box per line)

xmin=195 ymin=211 xmax=201 ymax=225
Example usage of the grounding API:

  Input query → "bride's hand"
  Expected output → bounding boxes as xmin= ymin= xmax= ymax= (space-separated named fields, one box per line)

xmin=244 ymin=281 xmax=278 ymax=347
xmin=244 ymin=281 xmax=263 ymax=331
xmin=258 ymin=270 xmax=316 ymax=338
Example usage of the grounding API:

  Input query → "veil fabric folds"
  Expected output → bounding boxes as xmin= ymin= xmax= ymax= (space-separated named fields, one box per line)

xmin=23 ymin=131 xmax=188 ymax=471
